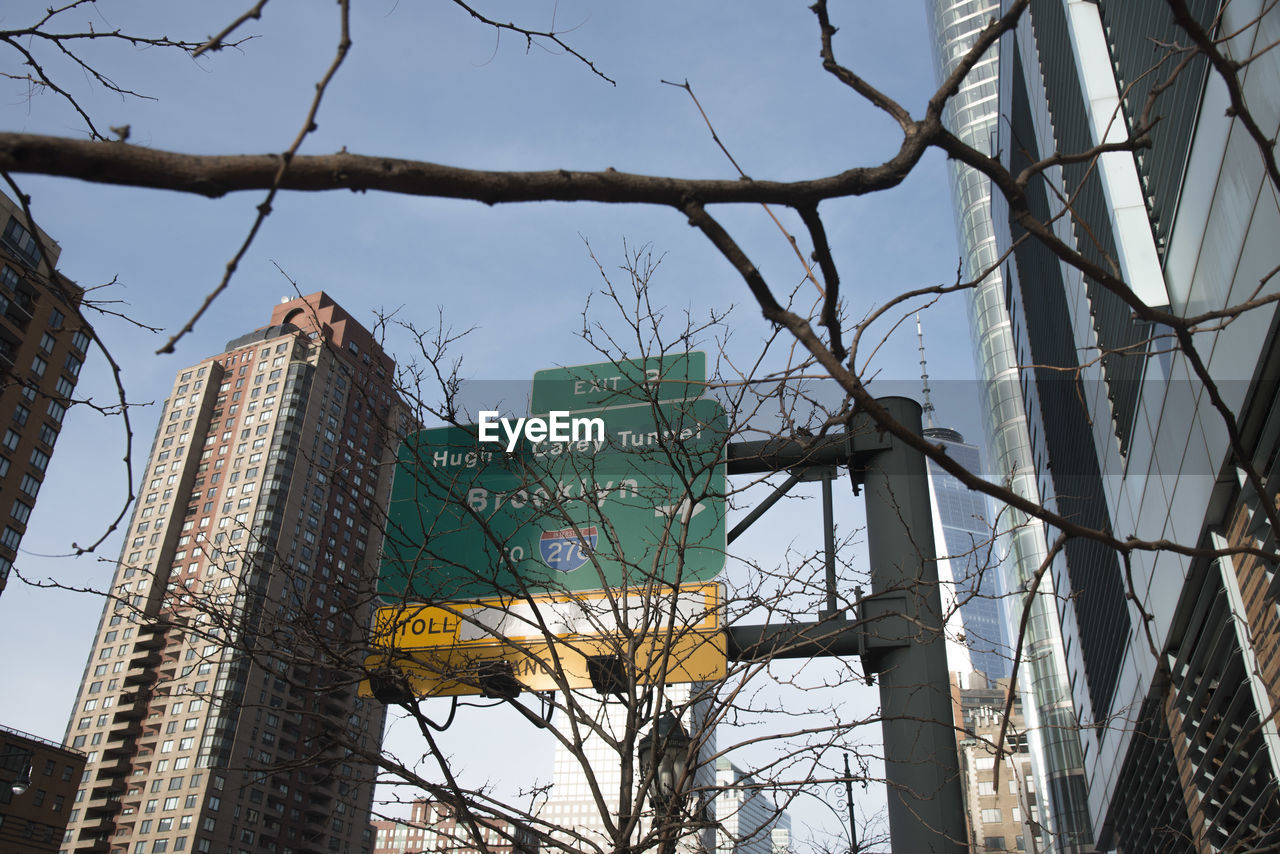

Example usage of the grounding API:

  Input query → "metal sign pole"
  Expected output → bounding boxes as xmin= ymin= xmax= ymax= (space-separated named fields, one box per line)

xmin=723 ymin=396 xmax=968 ymax=851
xmin=861 ymin=397 xmax=966 ymax=853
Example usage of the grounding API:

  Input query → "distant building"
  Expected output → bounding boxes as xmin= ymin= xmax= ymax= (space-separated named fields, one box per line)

xmin=768 ymin=819 xmax=789 ymax=854
xmin=538 ymin=684 xmax=716 ymax=854
xmin=952 ymin=673 xmax=1037 ymax=854
xmin=0 ymin=191 xmax=89 ymax=598
xmin=922 ymin=424 xmax=1010 ymax=681
xmin=371 ymin=799 xmax=538 ymax=854
xmin=59 ymin=292 xmax=403 ymax=854
xmin=0 ymin=723 xmax=86 ymax=853
xmin=712 ymin=758 xmax=788 ymax=854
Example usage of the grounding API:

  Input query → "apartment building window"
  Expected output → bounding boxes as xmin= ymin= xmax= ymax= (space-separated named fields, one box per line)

xmin=1 ymin=526 xmax=21 ymax=549
xmin=3 ymin=217 xmax=41 ymax=265
xmin=10 ymin=499 xmax=32 ymax=525
xmin=2 ymin=429 xmax=19 ymax=451
xmin=18 ymin=474 xmax=39 ymax=498
xmin=31 ymin=354 xmax=47 ymax=376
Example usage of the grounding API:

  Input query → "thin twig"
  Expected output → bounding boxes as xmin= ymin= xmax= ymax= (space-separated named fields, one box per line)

xmin=157 ymin=0 xmax=354 ymax=354
xmin=660 ymin=78 xmax=825 ymax=301
xmin=193 ymin=0 xmax=270 ymax=57
xmin=447 ymin=0 xmax=615 ymax=85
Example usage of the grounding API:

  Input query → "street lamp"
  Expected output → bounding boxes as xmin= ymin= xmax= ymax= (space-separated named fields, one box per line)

xmin=10 ymin=763 xmax=32 ymax=796
xmin=637 ymin=711 xmax=691 ymax=854
xmin=638 ymin=711 xmax=690 ymax=809
xmin=2 ymin=747 xmax=34 ymax=797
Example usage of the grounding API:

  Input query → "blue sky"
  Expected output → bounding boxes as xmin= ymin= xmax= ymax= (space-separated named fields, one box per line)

xmin=1 ymin=0 xmax=983 ymax=844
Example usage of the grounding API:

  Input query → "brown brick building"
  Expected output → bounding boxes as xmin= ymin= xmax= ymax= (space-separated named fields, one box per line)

xmin=1 ymin=723 xmax=86 ymax=853
xmin=60 ymin=293 xmax=406 ymax=854
xmin=0 ymin=191 xmax=89 ymax=596
xmin=371 ymin=800 xmax=538 ymax=854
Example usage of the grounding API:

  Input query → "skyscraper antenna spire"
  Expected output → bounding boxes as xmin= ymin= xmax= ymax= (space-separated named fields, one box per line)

xmin=917 ymin=313 xmax=936 ymax=429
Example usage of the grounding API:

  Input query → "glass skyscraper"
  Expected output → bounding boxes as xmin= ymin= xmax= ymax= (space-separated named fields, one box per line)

xmin=923 ymin=424 xmax=1010 ymax=682
xmin=987 ymin=1 xmax=1279 ymax=850
xmin=924 ymin=1 xmax=1094 ymax=849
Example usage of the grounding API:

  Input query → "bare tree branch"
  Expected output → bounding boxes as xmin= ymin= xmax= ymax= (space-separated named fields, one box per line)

xmin=157 ymin=0 xmax=353 ymax=354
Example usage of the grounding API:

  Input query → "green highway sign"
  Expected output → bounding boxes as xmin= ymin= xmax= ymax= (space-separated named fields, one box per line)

xmin=530 ymin=352 xmax=706 ymax=414
xmin=380 ymin=396 xmax=727 ymax=601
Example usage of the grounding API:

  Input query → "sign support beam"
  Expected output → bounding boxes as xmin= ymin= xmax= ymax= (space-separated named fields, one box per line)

xmin=725 ymin=398 xmax=965 ymax=854
xmin=861 ymin=397 xmax=965 ymax=852
xmin=726 ymin=471 xmax=803 ymax=545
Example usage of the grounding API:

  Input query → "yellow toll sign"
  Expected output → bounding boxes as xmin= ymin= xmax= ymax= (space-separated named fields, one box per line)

xmin=361 ymin=583 xmax=726 ymax=698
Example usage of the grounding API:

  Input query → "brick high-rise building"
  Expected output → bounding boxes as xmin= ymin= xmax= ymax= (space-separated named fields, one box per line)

xmin=61 ymin=292 xmax=406 ymax=854
xmin=0 ymin=191 xmax=89 ymax=597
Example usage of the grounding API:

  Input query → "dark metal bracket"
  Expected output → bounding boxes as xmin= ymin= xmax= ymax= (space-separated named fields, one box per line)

xmin=724 ymin=591 xmax=909 ymax=673
xmin=723 ymin=422 xmax=896 ymax=676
